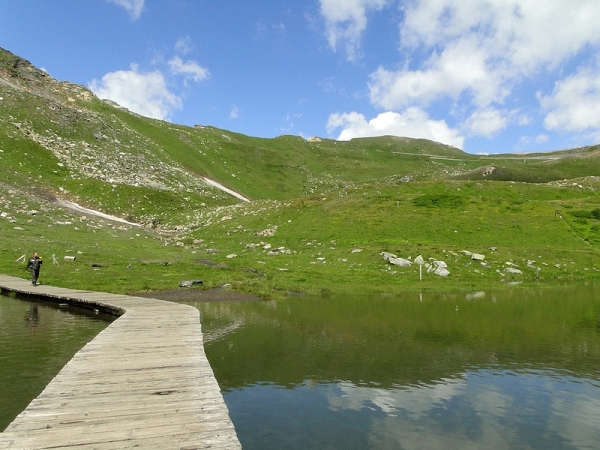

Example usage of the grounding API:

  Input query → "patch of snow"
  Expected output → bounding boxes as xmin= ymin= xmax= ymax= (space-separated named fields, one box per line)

xmin=201 ymin=177 xmax=250 ymax=202
xmin=57 ymin=200 xmax=140 ymax=227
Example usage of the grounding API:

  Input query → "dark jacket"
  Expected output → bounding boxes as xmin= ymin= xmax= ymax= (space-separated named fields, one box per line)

xmin=27 ymin=256 xmax=43 ymax=271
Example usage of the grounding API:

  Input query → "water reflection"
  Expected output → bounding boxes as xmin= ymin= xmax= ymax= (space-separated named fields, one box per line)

xmin=24 ymin=304 xmax=39 ymax=333
xmin=221 ymin=370 xmax=600 ymax=449
xmin=0 ymin=295 xmax=112 ymax=431
xmin=191 ymin=283 xmax=600 ymax=449
xmin=325 ymin=370 xmax=600 ymax=449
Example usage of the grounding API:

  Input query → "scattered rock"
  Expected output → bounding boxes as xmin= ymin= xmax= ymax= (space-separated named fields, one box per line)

xmin=255 ymin=226 xmax=278 ymax=237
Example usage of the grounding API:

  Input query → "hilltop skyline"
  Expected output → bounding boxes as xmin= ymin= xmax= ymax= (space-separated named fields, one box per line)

xmin=2 ymin=0 xmax=600 ymax=154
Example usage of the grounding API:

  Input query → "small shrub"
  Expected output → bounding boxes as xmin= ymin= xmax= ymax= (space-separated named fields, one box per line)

xmin=412 ymin=193 xmax=465 ymax=208
xmin=569 ymin=210 xmax=592 ymax=219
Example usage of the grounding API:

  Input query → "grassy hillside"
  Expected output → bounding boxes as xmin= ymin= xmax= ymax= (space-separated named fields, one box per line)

xmin=1 ymin=47 xmax=599 ymax=298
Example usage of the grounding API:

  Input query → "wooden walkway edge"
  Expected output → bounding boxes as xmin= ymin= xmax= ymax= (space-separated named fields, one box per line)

xmin=0 ymin=275 xmax=242 ymax=449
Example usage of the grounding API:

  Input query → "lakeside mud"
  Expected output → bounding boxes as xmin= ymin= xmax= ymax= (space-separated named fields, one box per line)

xmin=135 ymin=287 xmax=262 ymax=303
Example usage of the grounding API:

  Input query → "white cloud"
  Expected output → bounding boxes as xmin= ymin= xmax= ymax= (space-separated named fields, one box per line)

xmin=463 ymin=108 xmax=508 ymax=138
xmin=369 ymin=38 xmax=506 ymax=110
xmin=319 ymin=0 xmax=389 ymax=61
xmin=367 ymin=0 xmax=600 ymax=140
xmin=230 ymin=105 xmax=240 ymax=119
xmin=88 ymin=64 xmax=181 ymax=121
xmin=326 ymin=108 xmax=464 ymax=148
xmin=106 ymin=0 xmax=145 ymax=20
xmin=535 ymin=134 xmax=549 ymax=144
xmin=397 ymin=0 xmax=600 ymax=76
xmin=168 ymin=57 xmax=210 ymax=86
xmin=539 ymin=66 xmax=600 ymax=133
xmin=174 ymin=36 xmax=194 ymax=55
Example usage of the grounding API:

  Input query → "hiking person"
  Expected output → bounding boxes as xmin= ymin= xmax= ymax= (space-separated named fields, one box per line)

xmin=26 ymin=252 xmax=43 ymax=286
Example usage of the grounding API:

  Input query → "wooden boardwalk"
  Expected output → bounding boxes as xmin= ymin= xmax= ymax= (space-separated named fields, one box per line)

xmin=0 ymin=274 xmax=241 ymax=449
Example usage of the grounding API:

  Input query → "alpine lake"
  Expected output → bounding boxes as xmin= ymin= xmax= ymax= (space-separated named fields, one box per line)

xmin=2 ymin=283 xmax=600 ymax=449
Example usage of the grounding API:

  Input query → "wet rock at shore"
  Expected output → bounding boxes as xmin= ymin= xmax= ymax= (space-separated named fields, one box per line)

xmin=179 ymin=280 xmax=203 ymax=288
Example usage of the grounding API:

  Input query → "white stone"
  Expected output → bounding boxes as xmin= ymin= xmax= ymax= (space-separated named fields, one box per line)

xmin=390 ymin=257 xmax=412 ymax=267
xmin=471 ymin=253 xmax=485 ymax=261
xmin=380 ymin=252 xmax=397 ymax=261
xmin=434 ymin=266 xmax=450 ymax=277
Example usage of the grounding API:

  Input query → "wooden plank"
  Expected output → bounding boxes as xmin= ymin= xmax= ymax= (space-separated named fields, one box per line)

xmin=0 ymin=275 xmax=241 ymax=449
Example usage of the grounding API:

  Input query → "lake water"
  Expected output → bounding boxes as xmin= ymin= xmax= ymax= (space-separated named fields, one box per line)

xmin=3 ymin=285 xmax=599 ymax=449
xmin=186 ymin=283 xmax=600 ymax=450
xmin=0 ymin=294 xmax=113 ymax=431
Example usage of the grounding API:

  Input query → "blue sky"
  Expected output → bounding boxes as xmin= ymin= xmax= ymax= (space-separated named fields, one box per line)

xmin=2 ymin=0 xmax=600 ymax=154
